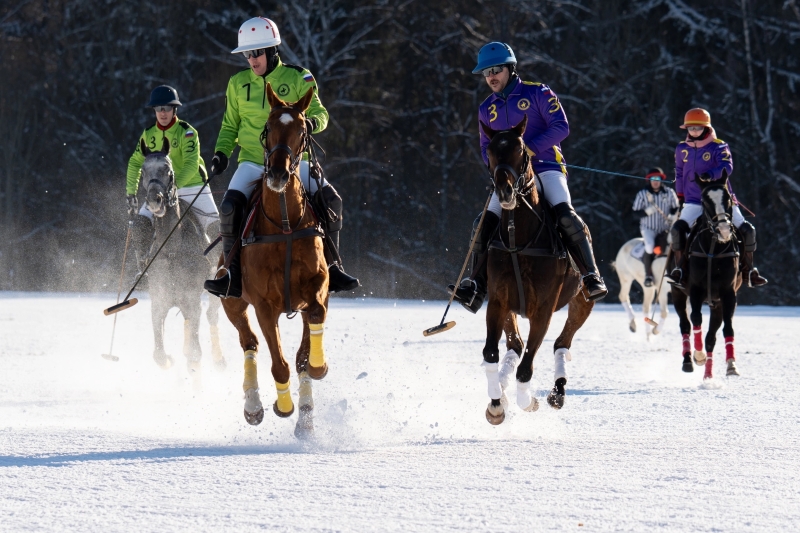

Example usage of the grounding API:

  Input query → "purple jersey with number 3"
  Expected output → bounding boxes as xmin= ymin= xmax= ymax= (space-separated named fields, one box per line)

xmin=479 ymin=78 xmax=569 ymax=175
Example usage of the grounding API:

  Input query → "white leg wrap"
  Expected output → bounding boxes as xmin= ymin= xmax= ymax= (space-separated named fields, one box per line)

xmin=498 ymin=350 xmax=520 ymax=391
xmin=622 ymin=301 xmax=635 ymax=322
xmin=483 ymin=362 xmax=502 ymax=400
xmin=298 ymin=371 xmax=313 ymax=410
xmin=554 ymin=348 xmax=570 ymax=381
xmin=516 ymin=380 xmax=531 ymax=409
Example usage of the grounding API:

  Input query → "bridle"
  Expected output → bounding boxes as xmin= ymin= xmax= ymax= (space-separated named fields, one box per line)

xmin=260 ymin=106 xmax=309 ymax=182
xmin=258 ymin=106 xmax=311 ymax=234
xmin=143 ymin=152 xmax=177 ymax=208
xmin=702 ymin=186 xmax=733 ymax=241
xmin=492 ymin=139 xmax=535 ymax=198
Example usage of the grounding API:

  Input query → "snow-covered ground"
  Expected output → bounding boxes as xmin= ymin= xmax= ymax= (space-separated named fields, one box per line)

xmin=1 ymin=292 xmax=798 ymax=531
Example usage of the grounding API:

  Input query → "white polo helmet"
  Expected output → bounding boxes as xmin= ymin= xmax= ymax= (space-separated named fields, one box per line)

xmin=231 ymin=17 xmax=281 ymax=53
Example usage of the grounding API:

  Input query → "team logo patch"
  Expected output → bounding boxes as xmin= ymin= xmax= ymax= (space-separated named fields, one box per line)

xmin=277 ymin=84 xmax=290 ymax=97
xmin=703 ymin=152 xmax=711 ymax=161
xmin=517 ymin=98 xmax=531 ymax=111
xmin=303 ymin=73 xmax=314 ymax=83
xmin=184 ymin=130 xmax=194 ymax=138
xmin=171 ymin=139 xmax=178 ymax=148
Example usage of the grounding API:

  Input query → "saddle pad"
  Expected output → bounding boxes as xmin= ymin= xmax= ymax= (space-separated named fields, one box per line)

xmin=631 ymin=241 xmax=645 ymax=260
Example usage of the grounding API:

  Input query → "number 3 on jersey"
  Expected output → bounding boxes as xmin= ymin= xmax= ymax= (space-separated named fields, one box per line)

xmin=488 ymin=104 xmax=498 ymax=122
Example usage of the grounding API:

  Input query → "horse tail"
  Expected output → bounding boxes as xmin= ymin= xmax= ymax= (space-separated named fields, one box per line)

xmin=609 ymin=260 xmax=617 ymax=272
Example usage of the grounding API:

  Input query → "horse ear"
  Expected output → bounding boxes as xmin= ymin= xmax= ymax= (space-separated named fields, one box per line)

xmin=512 ymin=115 xmax=528 ymax=136
xmin=140 ymin=138 xmax=150 ymax=156
xmin=720 ymin=168 xmax=729 ymax=187
xmin=161 ymin=136 xmax=170 ymax=155
xmin=480 ymin=121 xmax=497 ymax=140
xmin=266 ymin=83 xmax=284 ymax=108
xmin=297 ymin=87 xmax=314 ymax=113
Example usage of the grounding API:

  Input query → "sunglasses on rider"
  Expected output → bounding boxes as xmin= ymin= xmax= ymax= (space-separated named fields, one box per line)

xmin=481 ymin=65 xmax=506 ymax=77
xmin=686 ymin=126 xmax=705 ymax=132
xmin=242 ymin=48 xmax=267 ymax=59
xmin=153 ymin=106 xmax=174 ymax=113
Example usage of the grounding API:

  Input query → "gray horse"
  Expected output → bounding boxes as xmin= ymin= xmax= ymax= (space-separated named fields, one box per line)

xmin=138 ymin=138 xmax=226 ymax=373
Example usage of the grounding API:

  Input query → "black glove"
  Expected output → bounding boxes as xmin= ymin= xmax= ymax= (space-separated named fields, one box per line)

xmin=305 ymin=117 xmax=317 ymax=134
xmin=210 ymin=151 xmax=228 ymax=175
xmin=126 ymin=194 xmax=138 ymax=216
xmin=696 ymin=172 xmax=712 ymax=183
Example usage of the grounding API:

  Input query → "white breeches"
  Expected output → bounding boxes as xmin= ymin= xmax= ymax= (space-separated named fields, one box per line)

xmin=227 ymin=161 xmax=328 ymax=198
xmin=679 ymin=203 xmax=745 ymax=228
xmin=489 ymin=170 xmax=572 ymax=216
xmin=138 ymin=184 xmax=219 ymax=232
xmin=641 ymin=228 xmax=657 ymax=254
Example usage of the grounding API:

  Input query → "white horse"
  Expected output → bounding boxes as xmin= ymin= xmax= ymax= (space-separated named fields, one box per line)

xmin=613 ymin=238 xmax=671 ymax=338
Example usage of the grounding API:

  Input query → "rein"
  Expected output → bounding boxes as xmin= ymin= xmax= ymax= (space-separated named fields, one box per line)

xmin=689 ymin=194 xmax=740 ymax=307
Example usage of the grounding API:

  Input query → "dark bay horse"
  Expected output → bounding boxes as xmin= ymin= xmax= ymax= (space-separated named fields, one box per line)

xmin=138 ymin=139 xmax=226 ymax=373
xmin=673 ymin=174 xmax=742 ymax=379
xmin=480 ymin=117 xmax=595 ymax=425
xmin=217 ymin=84 xmax=328 ymax=437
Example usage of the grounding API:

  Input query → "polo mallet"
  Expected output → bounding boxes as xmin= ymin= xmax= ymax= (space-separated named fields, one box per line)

xmin=103 ymin=173 xmax=217 ymax=315
xmin=423 ymin=192 xmax=493 ymax=337
xmin=644 ymin=248 xmax=673 ymax=328
xmin=102 ymin=220 xmax=133 ymax=361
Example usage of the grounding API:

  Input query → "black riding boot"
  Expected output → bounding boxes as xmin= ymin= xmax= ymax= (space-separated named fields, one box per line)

xmin=130 ymin=214 xmax=153 ymax=282
xmin=553 ymin=203 xmax=607 ymax=301
xmin=325 ymin=230 xmax=360 ymax=292
xmin=738 ymin=221 xmax=767 ymax=288
xmin=204 ymin=190 xmax=247 ymax=298
xmin=666 ymin=219 xmax=690 ymax=289
xmin=642 ymin=252 xmax=655 ymax=287
xmin=448 ymin=211 xmax=500 ymax=313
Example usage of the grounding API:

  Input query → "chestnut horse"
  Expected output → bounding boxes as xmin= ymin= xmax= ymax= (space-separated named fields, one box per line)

xmin=480 ymin=117 xmax=595 ymax=425
xmin=218 ymin=85 xmax=328 ymax=437
xmin=672 ymin=174 xmax=742 ymax=379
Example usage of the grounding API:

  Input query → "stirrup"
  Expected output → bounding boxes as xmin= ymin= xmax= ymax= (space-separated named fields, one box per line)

xmin=448 ymin=279 xmax=485 ymax=314
xmin=643 ymin=275 xmax=654 ymax=288
xmin=581 ymin=273 xmax=607 ymax=302
xmin=204 ymin=266 xmax=240 ymax=298
xmin=746 ymin=269 xmax=768 ymax=288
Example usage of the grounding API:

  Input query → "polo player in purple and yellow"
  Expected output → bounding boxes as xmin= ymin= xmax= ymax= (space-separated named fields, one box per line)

xmin=449 ymin=42 xmax=607 ymax=313
xmin=666 ymin=108 xmax=767 ymax=288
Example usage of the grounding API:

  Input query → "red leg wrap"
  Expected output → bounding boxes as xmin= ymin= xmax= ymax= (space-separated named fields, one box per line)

xmin=704 ymin=357 xmax=713 ymax=380
xmin=693 ymin=326 xmax=703 ymax=351
xmin=682 ymin=334 xmax=691 ymax=355
xmin=725 ymin=336 xmax=735 ymax=361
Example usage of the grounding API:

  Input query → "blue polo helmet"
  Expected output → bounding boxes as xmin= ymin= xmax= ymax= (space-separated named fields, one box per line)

xmin=472 ymin=42 xmax=517 ymax=74
xmin=146 ymin=85 xmax=182 ymax=108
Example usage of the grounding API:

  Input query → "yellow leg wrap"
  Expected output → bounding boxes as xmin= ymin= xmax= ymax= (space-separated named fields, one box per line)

xmin=275 ymin=380 xmax=294 ymax=413
xmin=243 ymin=350 xmax=258 ymax=392
xmin=308 ymin=323 xmax=326 ymax=368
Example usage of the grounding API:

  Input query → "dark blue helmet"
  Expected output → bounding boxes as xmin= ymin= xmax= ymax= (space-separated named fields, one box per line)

xmin=146 ymin=85 xmax=182 ymax=107
xmin=473 ymin=42 xmax=517 ymax=74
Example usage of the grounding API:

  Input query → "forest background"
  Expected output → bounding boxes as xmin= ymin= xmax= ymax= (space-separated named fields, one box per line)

xmin=1 ymin=0 xmax=798 ymax=305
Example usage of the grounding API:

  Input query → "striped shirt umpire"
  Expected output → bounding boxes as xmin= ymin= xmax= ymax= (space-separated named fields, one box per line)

xmin=632 ymin=186 xmax=680 ymax=233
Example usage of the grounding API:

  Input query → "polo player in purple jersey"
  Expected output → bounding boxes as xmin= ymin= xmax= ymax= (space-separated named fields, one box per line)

xmin=449 ymin=42 xmax=608 ymax=313
xmin=666 ymin=108 xmax=768 ymax=289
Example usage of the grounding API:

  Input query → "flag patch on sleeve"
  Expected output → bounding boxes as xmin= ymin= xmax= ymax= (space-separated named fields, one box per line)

xmin=184 ymin=130 xmax=195 ymax=138
xmin=303 ymin=73 xmax=314 ymax=83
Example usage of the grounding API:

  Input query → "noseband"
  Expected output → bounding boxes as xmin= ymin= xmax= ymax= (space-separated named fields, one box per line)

xmin=143 ymin=152 xmax=177 ymax=208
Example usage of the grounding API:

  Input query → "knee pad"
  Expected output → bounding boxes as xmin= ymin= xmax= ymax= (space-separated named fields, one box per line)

xmin=738 ymin=221 xmax=757 ymax=252
xmin=219 ymin=190 xmax=248 ymax=235
xmin=670 ymin=219 xmax=690 ymax=251
xmin=473 ymin=211 xmax=500 ymax=253
xmin=553 ymin=202 xmax=586 ymax=243
xmin=316 ymin=184 xmax=343 ymax=232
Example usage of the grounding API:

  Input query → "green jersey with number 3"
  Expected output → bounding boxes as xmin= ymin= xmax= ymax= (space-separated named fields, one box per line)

xmin=214 ymin=59 xmax=329 ymax=165
xmin=126 ymin=118 xmax=207 ymax=195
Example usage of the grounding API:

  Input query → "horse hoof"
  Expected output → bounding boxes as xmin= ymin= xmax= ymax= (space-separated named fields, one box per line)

xmin=244 ymin=407 xmax=264 ymax=426
xmin=629 ymin=319 xmax=637 ymax=333
xmin=294 ymin=406 xmax=314 ymax=439
xmin=726 ymin=359 xmax=740 ymax=377
xmin=273 ymin=401 xmax=295 ymax=418
xmin=153 ymin=352 xmax=173 ymax=370
xmin=522 ymin=397 xmax=539 ymax=412
xmin=547 ymin=378 xmax=567 ymax=410
xmin=693 ymin=350 xmax=707 ymax=366
xmin=307 ymin=363 xmax=328 ymax=380
xmin=213 ymin=357 xmax=227 ymax=373
xmin=682 ymin=354 xmax=694 ymax=373
xmin=186 ymin=356 xmax=201 ymax=374
xmin=485 ymin=405 xmax=505 ymax=425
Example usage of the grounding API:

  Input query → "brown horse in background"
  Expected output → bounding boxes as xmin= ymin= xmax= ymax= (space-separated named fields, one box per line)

xmin=219 ymin=84 xmax=329 ymax=438
xmin=480 ymin=117 xmax=595 ymax=424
